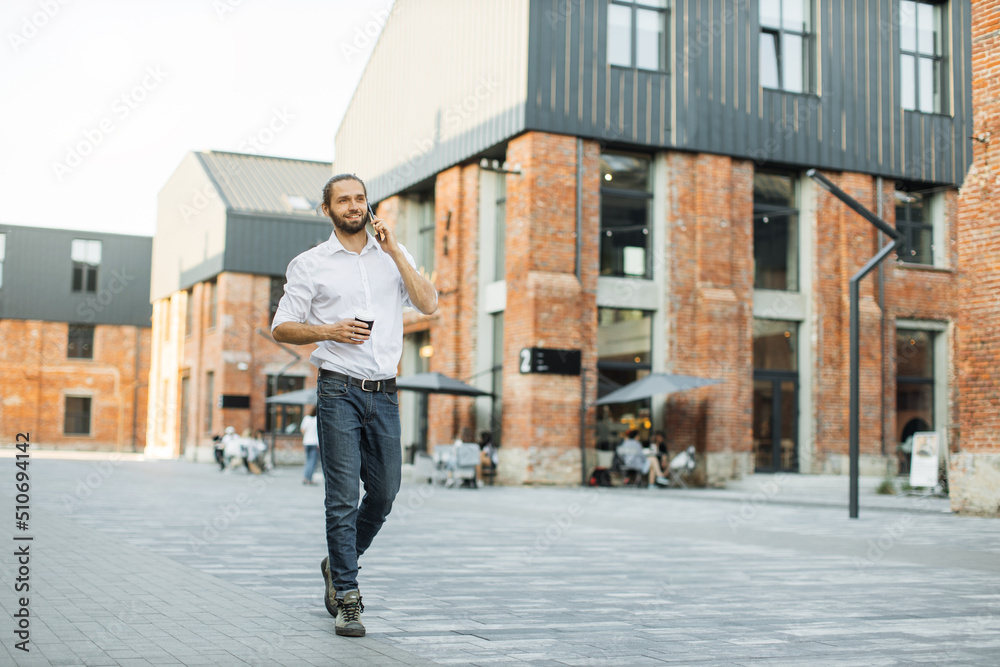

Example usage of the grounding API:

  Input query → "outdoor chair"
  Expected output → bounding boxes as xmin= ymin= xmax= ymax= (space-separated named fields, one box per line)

xmin=666 ymin=446 xmax=697 ymax=488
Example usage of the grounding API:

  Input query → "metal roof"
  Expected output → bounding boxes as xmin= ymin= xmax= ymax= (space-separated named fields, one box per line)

xmin=194 ymin=151 xmax=332 ymax=216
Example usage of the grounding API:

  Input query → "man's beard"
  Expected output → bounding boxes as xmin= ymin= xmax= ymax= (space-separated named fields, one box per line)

xmin=331 ymin=210 xmax=367 ymax=234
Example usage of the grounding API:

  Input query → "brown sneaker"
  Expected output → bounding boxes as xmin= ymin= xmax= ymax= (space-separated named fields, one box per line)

xmin=335 ymin=590 xmax=365 ymax=637
xmin=320 ymin=557 xmax=337 ymax=617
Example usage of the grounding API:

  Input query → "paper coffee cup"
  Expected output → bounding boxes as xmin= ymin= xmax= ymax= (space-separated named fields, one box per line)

xmin=355 ymin=310 xmax=374 ymax=332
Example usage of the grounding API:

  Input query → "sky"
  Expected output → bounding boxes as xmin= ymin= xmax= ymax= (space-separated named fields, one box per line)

xmin=0 ymin=0 xmax=394 ymax=237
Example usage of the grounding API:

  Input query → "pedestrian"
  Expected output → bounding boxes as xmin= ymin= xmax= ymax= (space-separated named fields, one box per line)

xmin=300 ymin=405 xmax=320 ymax=485
xmin=271 ymin=173 xmax=437 ymax=637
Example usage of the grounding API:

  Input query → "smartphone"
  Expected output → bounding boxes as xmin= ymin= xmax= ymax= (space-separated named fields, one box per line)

xmin=368 ymin=202 xmax=384 ymax=240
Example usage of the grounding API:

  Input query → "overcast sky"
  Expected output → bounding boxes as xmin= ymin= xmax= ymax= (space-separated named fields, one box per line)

xmin=1 ymin=0 xmax=393 ymax=237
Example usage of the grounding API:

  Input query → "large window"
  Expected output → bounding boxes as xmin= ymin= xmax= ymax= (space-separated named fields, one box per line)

xmin=185 ymin=289 xmax=194 ymax=336
xmin=753 ymin=319 xmax=798 ymax=371
xmin=900 ymin=0 xmax=944 ymax=114
xmin=608 ymin=0 xmax=668 ymax=71
xmin=759 ymin=0 xmax=812 ymax=94
xmin=71 ymin=239 xmax=101 ymax=293
xmin=266 ymin=375 xmax=305 ymax=434
xmin=895 ymin=183 xmax=936 ymax=265
xmin=601 ymin=153 xmax=653 ymax=279
xmin=64 ymin=396 xmax=92 ymax=435
xmin=414 ymin=195 xmax=436 ymax=277
xmin=491 ymin=313 xmax=504 ymax=446
xmin=204 ymin=371 xmax=214 ymax=435
xmin=67 ymin=324 xmax=94 ymax=359
xmin=753 ymin=171 xmax=799 ymax=291
xmin=207 ymin=279 xmax=218 ymax=329
xmin=596 ymin=308 xmax=653 ymax=448
xmin=494 ymin=173 xmax=507 ymax=282
xmin=269 ymin=277 xmax=285 ymax=324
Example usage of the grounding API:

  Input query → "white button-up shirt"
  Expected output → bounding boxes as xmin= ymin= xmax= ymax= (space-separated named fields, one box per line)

xmin=271 ymin=229 xmax=423 ymax=380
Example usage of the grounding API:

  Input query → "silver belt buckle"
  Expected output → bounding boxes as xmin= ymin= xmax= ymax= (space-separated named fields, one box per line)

xmin=361 ymin=378 xmax=380 ymax=392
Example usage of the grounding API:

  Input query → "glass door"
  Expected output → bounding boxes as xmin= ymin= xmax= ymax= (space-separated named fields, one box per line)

xmin=753 ymin=373 xmax=798 ymax=472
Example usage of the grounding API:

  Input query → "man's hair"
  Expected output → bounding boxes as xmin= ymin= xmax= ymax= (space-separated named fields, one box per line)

xmin=320 ymin=173 xmax=368 ymax=212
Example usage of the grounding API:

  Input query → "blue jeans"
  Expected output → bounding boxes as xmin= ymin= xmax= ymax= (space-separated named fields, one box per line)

xmin=303 ymin=445 xmax=319 ymax=481
xmin=316 ymin=374 xmax=402 ymax=593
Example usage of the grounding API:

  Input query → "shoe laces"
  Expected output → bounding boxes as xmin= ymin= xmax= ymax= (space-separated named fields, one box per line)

xmin=340 ymin=596 xmax=364 ymax=622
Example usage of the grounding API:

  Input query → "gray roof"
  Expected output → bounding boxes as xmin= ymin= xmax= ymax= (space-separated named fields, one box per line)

xmin=194 ymin=151 xmax=332 ymax=216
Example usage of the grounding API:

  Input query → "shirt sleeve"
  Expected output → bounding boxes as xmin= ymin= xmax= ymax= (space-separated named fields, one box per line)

xmin=271 ymin=254 xmax=315 ymax=333
xmin=396 ymin=242 xmax=422 ymax=310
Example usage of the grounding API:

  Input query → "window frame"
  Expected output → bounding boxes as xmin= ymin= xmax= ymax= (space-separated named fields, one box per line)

xmin=600 ymin=151 xmax=655 ymax=279
xmin=752 ymin=169 xmax=801 ymax=292
xmin=758 ymin=0 xmax=814 ymax=94
xmin=266 ymin=374 xmax=306 ymax=434
xmin=898 ymin=0 xmax=947 ymax=115
xmin=894 ymin=183 xmax=937 ymax=266
xmin=71 ymin=239 xmax=102 ymax=294
xmin=67 ymin=324 xmax=95 ymax=360
xmin=607 ymin=0 xmax=670 ymax=72
xmin=64 ymin=395 xmax=93 ymax=436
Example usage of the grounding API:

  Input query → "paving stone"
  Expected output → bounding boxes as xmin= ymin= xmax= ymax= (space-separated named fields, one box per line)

xmin=3 ymin=458 xmax=1000 ymax=665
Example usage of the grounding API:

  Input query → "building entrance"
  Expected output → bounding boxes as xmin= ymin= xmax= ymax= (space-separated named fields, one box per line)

xmin=753 ymin=372 xmax=799 ymax=473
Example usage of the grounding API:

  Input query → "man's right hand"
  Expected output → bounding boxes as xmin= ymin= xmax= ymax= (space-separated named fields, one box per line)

xmin=332 ymin=318 xmax=370 ymax=345
xmin=272 ymin=319 xmax=370 ymax=345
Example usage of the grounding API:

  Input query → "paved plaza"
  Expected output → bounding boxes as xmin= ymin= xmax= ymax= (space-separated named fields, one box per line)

xmin=1 ymin=452 xmax=999 ymax=666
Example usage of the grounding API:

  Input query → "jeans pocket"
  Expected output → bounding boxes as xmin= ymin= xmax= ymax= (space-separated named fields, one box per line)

xmin=318 ymin=380 xmax=348 ymax=398
xmin=385 ymin=391 xmax=399 ymax=406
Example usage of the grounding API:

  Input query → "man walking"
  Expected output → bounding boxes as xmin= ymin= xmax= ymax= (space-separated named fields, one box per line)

xmin=271 ymin=173 xmax=437 ymax=636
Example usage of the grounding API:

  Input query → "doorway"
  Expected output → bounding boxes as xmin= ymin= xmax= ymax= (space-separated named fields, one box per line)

xmin=753 ymin=373 xmax=798 ymax=472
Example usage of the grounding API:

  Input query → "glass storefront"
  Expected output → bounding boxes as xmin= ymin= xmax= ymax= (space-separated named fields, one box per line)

xmin=596 ymin=308 xmax=653 ymax=448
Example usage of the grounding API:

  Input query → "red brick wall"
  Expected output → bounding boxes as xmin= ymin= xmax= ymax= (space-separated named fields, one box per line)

xmin=663 ymin=153 xmax=754 ymax=465
xmin=957 ymin=0 xmax=1000 ymax=454
xmin=0 ymin=320 xmax=150 ymax=451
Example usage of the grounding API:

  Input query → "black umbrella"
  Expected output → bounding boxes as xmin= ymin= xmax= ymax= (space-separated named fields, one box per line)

xmin=395 ymin=372 xmax=492 ymax=397
xmin=595 ymin=372 xmax=720 ymax=405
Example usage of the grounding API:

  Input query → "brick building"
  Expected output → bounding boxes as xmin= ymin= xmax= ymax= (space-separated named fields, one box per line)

xmin=0 ymin=225 xmax=152 ymax=451
xmin=952 ymin=0 xmax=1000 ymax=515
xmin=334 ymin=0 xmax=975 ymax=486
xmin=146 ymin=151 xmax=334 ymax=461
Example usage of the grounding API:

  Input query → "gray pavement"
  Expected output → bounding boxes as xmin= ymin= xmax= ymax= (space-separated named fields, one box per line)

xmin=2 ymin=453 xmax=999 ymax=666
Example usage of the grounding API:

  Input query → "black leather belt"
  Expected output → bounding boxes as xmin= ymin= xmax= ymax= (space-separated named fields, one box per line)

xmin=319 ymin=369 xmax=397 ymax=393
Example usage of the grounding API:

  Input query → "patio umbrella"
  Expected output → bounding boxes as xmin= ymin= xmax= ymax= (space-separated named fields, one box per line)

xmin=264 ymin=387 xmax=317 ymax=405
xmin=594 ymin=372 xmax=721 ymax=405
xmin=395 ymin=372 xmax=492 ymax=397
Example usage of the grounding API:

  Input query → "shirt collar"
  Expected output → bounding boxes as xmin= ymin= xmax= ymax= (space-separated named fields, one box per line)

xmin=323 ymin=228 xmax=378 ymax=256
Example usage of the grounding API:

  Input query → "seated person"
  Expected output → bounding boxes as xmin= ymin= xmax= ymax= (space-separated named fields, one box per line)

xmin=650 ymin=430 xmax=669 ymax=471
xmin=616 ymin=430 xmax=669 ymax=487
xmin=478 ymin=431 xmax=498 ymax=484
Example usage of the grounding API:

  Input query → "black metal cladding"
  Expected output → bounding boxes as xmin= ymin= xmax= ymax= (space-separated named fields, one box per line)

xmin=0 ymin=225 xmax=153 ymax=326
xmin=525 ymin=0 xmax=972 ymax=186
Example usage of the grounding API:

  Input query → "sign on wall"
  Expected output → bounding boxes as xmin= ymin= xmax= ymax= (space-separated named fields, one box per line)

xmin=519 ymin=348 xmax=581 ymax=375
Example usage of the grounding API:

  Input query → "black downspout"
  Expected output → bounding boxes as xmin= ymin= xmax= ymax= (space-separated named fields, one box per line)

xmin=807 ymin=170 xmax=902 ymax=519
